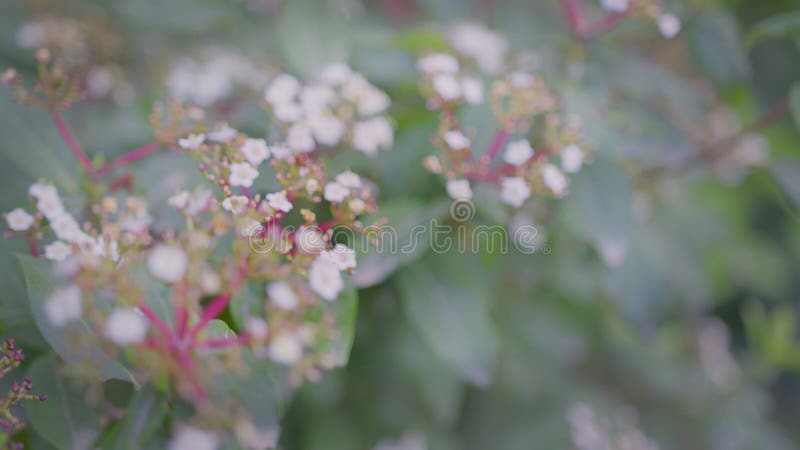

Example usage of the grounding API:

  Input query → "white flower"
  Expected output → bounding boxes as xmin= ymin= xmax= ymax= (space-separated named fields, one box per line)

xmin=449 ymin=22 xmax=508 ymax=74
xmin=266 ymin=191 xmax=292 ymax=213
xmin=444 ymin=130 xmax=470 ymax=150
xmin=561 ymin=145 xmax=585 ymax=173
xmin=542 ymin=164 xmax=568 ymax=197
xmin=417 ymin=53 xmax=459 ymax=74
xmin=178 ymin=134 xmax=205 ymax=150
xmin=268 ymin=332 xmax=304 ymax=365
xmin=264 ymin=73 xmax=300 ymax=105
xmin=199 ymin=267 xmax=221 ymax=294
xmin=504 ymin=140 xmax=534 ymax=166
xmin=104 ymin=308 xmax=148 ymax=345
xmin=308 ymin=114 xmax=345 ymax=146
xmin=267 ymin=281 xmax=299 ymax=310
xmin=44 ymin=284 xmax=82 ymax=326
xmin=273 ymin=101 xmax=304 ymax=122
xmin=335 ymin=170 xmax=362 ymax=189
xmin=349 ymin=198 xmax=366 ymax=214
xmin=168 ymin=191 xmax=191 ymax=210
xmin=323 ymin=182 xmax=349 ymax=203
xmin=433 ymin=74 xmax=462 ymax=100
xmin=239 ymin=138 xmax=270 ymax=166
xmin=352 ymin=117 xmax=393 ymax=155
xmin=306 ymin=179 xmax=320 ymax=195
xmin=500 ymin=177 xmax=531 ymax=208
xmin=446 ymin=179 xmax=473 ymax=200
xmin=295 ymin=227 xmax=327 ymax=254
xmin=600 ymin=0 xmax=629 ymax=13
xmin=657 ymin=13 xmax=682 ymax=39
xmin=148 ymin=245 xmax=188 ymax=283
xmin=222 ymin=195 xmax=249 ymax=215
xmin=300 ymin=84 xmax=335 ymax=115
xmin=169 ymin=425 xmax=219 ymax=450
xmin=50 ymin=214 xmax=82 ymax=242
xmin=462 ymin=77 xmax=483 ymax=104
xmin=44 ymin=241 xmax=72 ymax=261
xmin=228 ymin=162 xmax=259 ymax=187
xmin=5 ymin=208 xmax=34 ymax=231
xmin=208 ymin=123 xmax=237 ymax=143
xmin=269 ymin=144 xmax=293 ymax=161
xmin=286 ymin=123 xmax=315 ymax=153
xmin=28 ymin=182 xmax=58 ymax=200
xmin=245 ymin=317 xmax=269 ymax=339
xmin=508 ymin=71 xmax=534 ymax=88
xmin=36 ymin=194 xmax=65 ymax=219
xmin=356 ymin=85 xmax=391 ymax=116
xmin=185 ymin=189 xmax=212 ymax=215
xmin=318 ymin=62 xmax=352 ymax=85
xmin=308 ymin=255 xmax=344 ymax=301
xmin=323 ymin=244 xmax=356 ymax=270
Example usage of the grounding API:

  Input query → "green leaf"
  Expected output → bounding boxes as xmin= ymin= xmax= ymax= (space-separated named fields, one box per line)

xmin=351 ymin=198 xmax=451 ymax=288
xmin=394 ymin=27 xmax=450 ymax=53
xmin=275 ymin=0 xmax=349 ymax=77
xmin=229 ymin=281 xmax=262 ymax=331
xmin=94 ymin=386 xmax=167 ymax=450
xmin=745 ymin=12 xmax=800 ymax=48
xmin=25 ymin=354 xmax=102 ymax=450
xmin=790 ymin=83 xmax=800 ymax=132
xmin=18 ymin=255 xmax=136 ymax=383
xmin=323 ymin=280 xmax=358 ymax=367
xmin=564 ymin=155 xmax=633 ymax=267
xmin=770 ymin=158 xmax=800 ymax=208
xmin=397 ymin=252 xmax=497 ymax=386
xmin=690 ymin=10 xmax=750 ymax=85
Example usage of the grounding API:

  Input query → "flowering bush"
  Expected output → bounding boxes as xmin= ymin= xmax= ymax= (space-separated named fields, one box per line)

xmin=1 ymin=0 xmax=800 ymax=449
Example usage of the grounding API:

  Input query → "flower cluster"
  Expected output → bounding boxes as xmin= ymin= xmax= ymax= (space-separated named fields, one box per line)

xmin=599 ymin=0 xmax=682 ymax=39
xmin=418 ymin=24 xmax=588 ymax=209
xmin=0 ymin=340 xmax=46 ymax=450
xmin=3 ymin=96 xmax=379 ymax=446
xmin=263 ymin=63 xmax=393 ymax=156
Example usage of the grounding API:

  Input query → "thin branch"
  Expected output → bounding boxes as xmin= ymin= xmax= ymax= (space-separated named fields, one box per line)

xmin=96 ymin=141 xmax=161 ymax=176
xmin=188 ymin=277 xmax=244 ymax=341
xmin=137 ymin=303 xmax=173 ymax=339
xmin=50 ymin=110 xmax=95 ymax=176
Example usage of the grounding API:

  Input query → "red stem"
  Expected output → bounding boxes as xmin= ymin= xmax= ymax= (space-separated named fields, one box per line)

xmin=196 ymin=335 xmax=251 ymax=350
xmin=582 ymin=11 xmax=628 ymax=40
xmin=481 ymin=128 xmax=510 ymax=164
xmin=559 ymin=0 xmax=586 ymax=39
xmin=27 ymin=234 xmax=39 ymax=257
xmin=188 ymin=277 xmax=244 ymax=341
xmin=96 ymin=141 xmax=161 ymax=176
xmin=50 ymin=110 xmax=95 ymax=176
xmin=137 ymin=303 xmax=173 ymax=339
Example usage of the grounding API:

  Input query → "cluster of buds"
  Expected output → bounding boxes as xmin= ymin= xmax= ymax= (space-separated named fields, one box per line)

xmin=2 ymin=48 xmax=84 ymax=110
xmin=417 ymin=24 xmax=588 ymax=209
xmin=599 ymin=0 xmax=682 ymax=39
xmin=0 ymin=340 xmax=46 ymax=449
xmin=263 ymin=63 xmax=393 ymax=156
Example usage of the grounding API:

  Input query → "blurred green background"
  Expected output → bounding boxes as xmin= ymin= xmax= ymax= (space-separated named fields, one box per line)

xmin=1 ymin=0 xmax=800 ymax=448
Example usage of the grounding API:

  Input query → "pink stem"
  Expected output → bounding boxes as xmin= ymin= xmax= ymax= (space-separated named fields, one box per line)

xmin=559 ymin=0 xmax=586 ymax=39
xmin=27 ymin=234 xmax=39 ymax=257
xmin=50 ymin=110 xmax=95 ymax=176
xmin=481 ymin=129 xmax=510 ymax=164
xmin=195 ymin=335 xmax=251 ymax=350
xmin=175 ymin=305 xmax=188 ymax=338
xmin=188 ymin=277 xmax=244 ymax=341
xmin=582 ymin=11 xmax=628 ymax=39
xmin=176 ymin=347 xmax=206 ymax=400
xmin=138 ymin=303 xmax=173 ymax=339
xmin=96 ymin=141 xmax=161 ymax=175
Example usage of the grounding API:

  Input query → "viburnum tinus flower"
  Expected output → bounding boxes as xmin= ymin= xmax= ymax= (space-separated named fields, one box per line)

xmin=2 ymin=91 xmax=380 ymax=447
xmin=263 ymin=63 xmax=393 ymax=156
xmin=417 ymin=24 xmax=590 ymax=209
